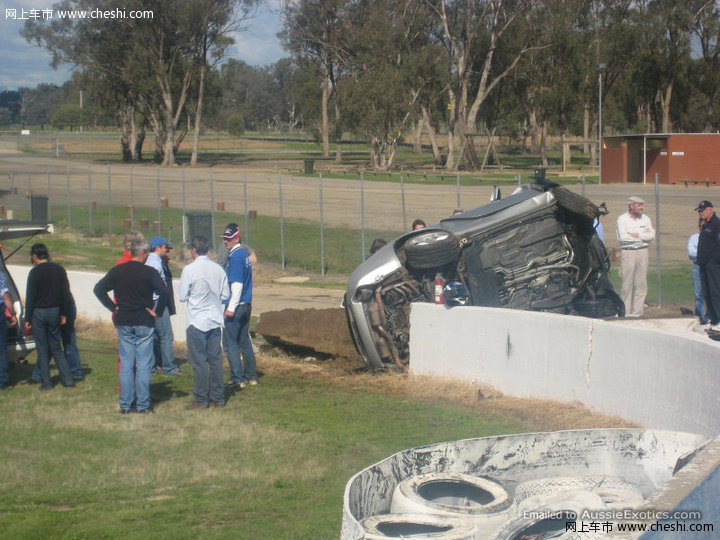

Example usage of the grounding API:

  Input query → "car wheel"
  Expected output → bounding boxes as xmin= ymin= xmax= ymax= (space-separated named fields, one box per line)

xmin=550 ymin=186 xmax=598 ymax=222
xmin=404 ymin=230 xmax=459 ymax=270
xmin=574 ymin=296 xmax=621 ymax=318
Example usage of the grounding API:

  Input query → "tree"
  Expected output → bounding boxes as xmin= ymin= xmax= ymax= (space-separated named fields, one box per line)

xmin=281 ymin=0 xmax=350 ymax=158
xmin=424 ymin=0 xmax=538 ymax=170
xmin=51 ymin=104 xmax=87 ymax=130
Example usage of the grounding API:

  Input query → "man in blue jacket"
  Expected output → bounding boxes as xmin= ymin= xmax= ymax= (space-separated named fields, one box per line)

xmin=221 ymin=223 xmax=257 ymax=388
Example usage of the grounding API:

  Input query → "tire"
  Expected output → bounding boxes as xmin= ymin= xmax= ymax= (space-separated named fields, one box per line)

xmin=360 ymin=513 xmax=480 ymax=540
xmin=550 ymin=186 xmax=598 ymax=222
xmin=404 ymin=230 xmax=459 ymax=270
xmin=390 ymin=473 xmax=511 ymax=519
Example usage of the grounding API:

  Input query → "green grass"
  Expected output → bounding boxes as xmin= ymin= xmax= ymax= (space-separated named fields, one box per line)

xmin=0 ymin=336 xmax=526 ymax=539
xmin=607 ymin=264 xmax=694 ymax=306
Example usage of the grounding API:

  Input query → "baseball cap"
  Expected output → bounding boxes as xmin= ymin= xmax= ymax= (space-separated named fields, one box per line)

xmin=696 ymin=200 xmax=713 ymax=211
xmin=221 ymin=223 xmax=241 ymax=239
xmin=628 ymin=196 xmax=645 ymax=204
xmin=149 ymin=236 xmax=171 ymax=248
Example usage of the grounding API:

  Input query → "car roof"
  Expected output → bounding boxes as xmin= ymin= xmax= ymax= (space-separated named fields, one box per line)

xmin=0 ymin=220 xmax=53 ymax=241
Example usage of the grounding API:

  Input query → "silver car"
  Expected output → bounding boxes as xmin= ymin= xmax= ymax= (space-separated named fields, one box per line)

xmin=344 ymin=181 xmax=623 ymax=369
xmin=0 ymin=220 xmax=54 ymax=361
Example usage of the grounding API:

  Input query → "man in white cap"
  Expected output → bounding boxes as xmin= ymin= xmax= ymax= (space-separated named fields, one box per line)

xmin=616 ymin=196 xmax=655 ymax=316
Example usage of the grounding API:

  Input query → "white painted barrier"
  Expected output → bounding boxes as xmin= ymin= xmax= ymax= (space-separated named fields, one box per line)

xmin=409 ymin=303 xmax=720 ymax=438
xmin=9 ymin=264 xmax=189 ymax=342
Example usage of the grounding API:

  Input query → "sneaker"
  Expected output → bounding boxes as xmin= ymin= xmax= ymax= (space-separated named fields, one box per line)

xmin=248 ymin=379 xmax=258 ymax=386
xmin=710 ymin=324 xmax=720 ymax=332
xmin=136 ymin=409 xmax=153 ymax=414
xmin=209 ymin=401 xmax=226 ymax=408
xmin=239 ymin=381 xmax=247 ymax=389
xmin=119 ymin=408 xmax=132 ymax=415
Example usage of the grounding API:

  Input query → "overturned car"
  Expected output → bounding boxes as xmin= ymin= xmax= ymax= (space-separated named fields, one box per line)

xmin=344 ymin=180 xmax=623 ymax=369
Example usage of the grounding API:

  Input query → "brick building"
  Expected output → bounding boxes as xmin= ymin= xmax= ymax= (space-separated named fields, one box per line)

xmin=601 ymin=133 xmax=720 ymax=185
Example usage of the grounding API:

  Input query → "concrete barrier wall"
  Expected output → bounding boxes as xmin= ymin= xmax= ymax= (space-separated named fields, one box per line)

xmin=409 ymin=303 xmax=720 ymax=438
xmin=9 ymin=264 xmax=189 ymax=342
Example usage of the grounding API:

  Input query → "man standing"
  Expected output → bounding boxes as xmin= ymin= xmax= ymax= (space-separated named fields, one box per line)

xmin=688 ymin=216 xmax=709 ymax=325
xmin=146 ymin=236 xmax=180 ymax=376
xmin=178 ymin=236 xmax=229 ymax=408
xmin=221 ymin=223 xmax=257 ymax=388
xmin=696 ymin=201 xmax=720 ymax=331
xmin=616 ymin=196 xmax=655 ymax=317
xmin=94 ymin=237 xmax=168 ymax=413
xmin=0 ymin=270 xmax=18 ymax=389
xmin=24 ymin=243 xmax=75 ymax=389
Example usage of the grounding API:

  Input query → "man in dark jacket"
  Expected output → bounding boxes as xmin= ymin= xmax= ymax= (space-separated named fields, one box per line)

xmin=94 ymin=236 xmax=168 ymax=413
xmin=23 ymin=243 xmax=75 ymax=389
xmin=696 ymin=200 xmax=720 ymax=331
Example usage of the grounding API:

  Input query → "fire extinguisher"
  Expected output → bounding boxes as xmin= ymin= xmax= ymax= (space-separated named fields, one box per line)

xmin=434 ymin=273 xmax=444 ymax=305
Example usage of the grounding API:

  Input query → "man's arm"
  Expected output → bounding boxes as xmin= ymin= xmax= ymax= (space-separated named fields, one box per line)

xmin=93 ymin=271 xmax=118 ymax=313
xmin=24 ymin=268 xmax=36 ymax=323
xmin=177 ymin=266 xmax=191 ymax=303
xmin=3 ymin=292 xmax=16 ymax=327
xmin=150 ymin=268 xmax=169 ymax=316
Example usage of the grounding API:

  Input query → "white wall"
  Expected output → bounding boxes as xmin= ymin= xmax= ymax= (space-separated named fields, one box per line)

xmin=9 ymin=264 xmax=190 ymax=341
xmin=409 ymin=303 xmax=720 ymax=438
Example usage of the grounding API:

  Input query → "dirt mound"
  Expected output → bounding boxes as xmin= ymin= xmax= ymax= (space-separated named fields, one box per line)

xmin=256 ymin=308 xmax=362 ymax=363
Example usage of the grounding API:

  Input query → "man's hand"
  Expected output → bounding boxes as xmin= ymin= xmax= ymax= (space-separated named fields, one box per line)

xmin=23 ymin=321 xmax=32 ymax=333
xmin=249 ymin=252 xmax=258 ymax=265
xmin=145 ymin=307 xmax=157 ymax=318
xmin=7 ymin=314 xmax=17 ymax=327
xmin=224 ymin=310 xmax=234 ymax=318
xmin=60 ymin=315 xmax=67 ymax=325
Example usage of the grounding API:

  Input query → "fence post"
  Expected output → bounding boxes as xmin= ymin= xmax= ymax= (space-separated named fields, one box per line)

xmin=655 ymin=172 xmax=662 ymax=307
xmin=46 ymin=165 xmax=51 ymax=221
xmin=156 ymin=168 xmax=161 ymax=232
xmin=88 ymin=166 xmax=94 ymax=235
xmin=278 ymin=173 xmax=285 ymax=269
xmin=10 ymin=171 xmax=15 ymax=214
xmin=581 ymin=173 xmax=586 ymax=198
xmin=319 ymin=173 xmax=325 ymax=275
xmin=456 ymin=174 xmax=461 ymax=210
xmin=243 ymin=174 xmax=249 ymax=245
xmin=27 ymin=166 xmax=32 ymax=217
xmin=210 ymin=171 xmax=216 ymax=252
xmin=400 ymin=174 xmax=407 ymax=232
xmin=107 ymin=166 xmax=112 ymax=234
xmin=66 ymin=165 xmax=71 ymax=227
xmin=517 ymin=174 xmax=521 ymax=187
xmin=360 ymin=172 xmax=366 ymax=260
xmin=130 ymin=167 xmax=135 ymax=230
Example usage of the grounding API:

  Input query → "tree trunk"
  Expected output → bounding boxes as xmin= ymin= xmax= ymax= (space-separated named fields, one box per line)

xmin=660 ymin=82 xmax=673 ymax=133
xmin=333 ymin=96 xmax=342 ymax=162
xmin=321 ymin=74 xmax=331 ymax=158
xmin=118 ymin=105 xmax=133 ymax=162
xmin=421 ymin=106 xmax=442 ymax=165
xmin=539 ymin=120 xmax=548 ymax=167
xmin=413 ymin=117 xmax=423 ymax=153
xmin=191 ymin=61 xmax=207 ymax=166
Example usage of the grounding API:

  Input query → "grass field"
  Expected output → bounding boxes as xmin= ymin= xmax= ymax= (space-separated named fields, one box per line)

xmin=0 ymin=324 xmax=632 ymax=539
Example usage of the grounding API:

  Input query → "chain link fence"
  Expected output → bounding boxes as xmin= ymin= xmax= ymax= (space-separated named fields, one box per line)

xmin=0 ymin=157 xmax=710 ymax=304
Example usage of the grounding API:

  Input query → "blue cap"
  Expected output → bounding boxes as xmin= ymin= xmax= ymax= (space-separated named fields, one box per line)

xmin=150 ymin=236 xmax=171 ymax=248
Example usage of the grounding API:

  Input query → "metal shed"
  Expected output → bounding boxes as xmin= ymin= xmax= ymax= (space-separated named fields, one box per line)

xmin=601 ymin=133 xmax=720 ymax=185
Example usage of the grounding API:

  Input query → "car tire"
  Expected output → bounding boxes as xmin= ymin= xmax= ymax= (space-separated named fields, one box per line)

xmin=359 ymin=513 xmax=480 ymax=540
xmin=550 ymin=186 xmax=598 ymax=222
xmin=404 ymin=230 xmax=459 ymax=270
xmin=573 ymin=297 xmax=619 ymax=318
xmin=390 ymin=473 xmax=511 ymax=518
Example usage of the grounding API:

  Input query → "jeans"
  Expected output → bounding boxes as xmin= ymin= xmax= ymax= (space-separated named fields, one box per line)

xmin=0 ymin=315 xmax=8 ymax=387
xmin=223 ymin=304 xmax=256 ymax=383
xmin=154 ymin=309 xmax=178 ymax=374
xmin=692 ymin=264 xmax=709 ymax=324
xmin=187 ymin=325 xmax=224 ymax=405
xmin=117 ymin=325 xmax=155 ymax=411
xmin=33 ymin=302 xmax=83 ymax=382
xmin=32 ymin=307 xmax=74 ymax=387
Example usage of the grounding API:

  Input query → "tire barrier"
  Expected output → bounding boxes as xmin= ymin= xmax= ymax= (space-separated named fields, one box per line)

xmin=359 ymin=513 xmax=480 ymax=540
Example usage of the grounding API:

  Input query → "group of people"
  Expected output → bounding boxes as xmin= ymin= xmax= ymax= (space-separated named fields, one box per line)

xmin=0 ymin=243 xmax=82 ymax=390
xmin=93 ymin=223 xmax=257 ymax=413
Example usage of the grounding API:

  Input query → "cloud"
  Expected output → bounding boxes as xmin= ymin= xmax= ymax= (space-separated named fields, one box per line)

xmin=0 ymin=0 xmax=286 ymax=90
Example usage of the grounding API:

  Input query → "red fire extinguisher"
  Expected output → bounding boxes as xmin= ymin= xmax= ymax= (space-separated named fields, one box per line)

xmin=434 ymin=273 xmax=444 ymax=304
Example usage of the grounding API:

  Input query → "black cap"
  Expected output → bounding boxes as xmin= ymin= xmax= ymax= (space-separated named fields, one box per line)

xmin=696 ymin=200 xmax=713 ymax=211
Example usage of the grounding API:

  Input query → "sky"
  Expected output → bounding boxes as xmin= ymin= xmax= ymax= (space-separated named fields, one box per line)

xmin=0 ymin=0 xmax=286 ymax=91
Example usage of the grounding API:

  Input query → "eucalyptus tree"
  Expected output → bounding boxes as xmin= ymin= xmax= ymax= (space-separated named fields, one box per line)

xmin=280 ymin=0 xmax=351 ymax=158
xmin=690 ymin=0 xmax=720 ymax=131
xmin=423 ymin=0 xmax=539 ymax=170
